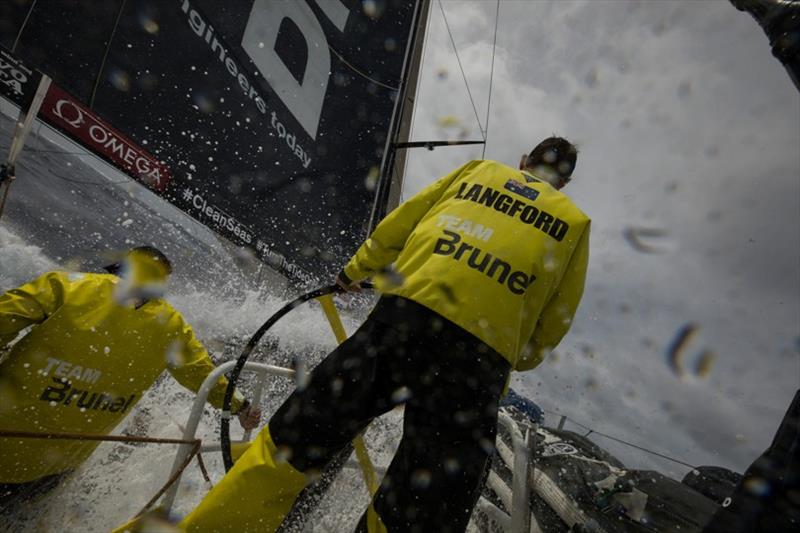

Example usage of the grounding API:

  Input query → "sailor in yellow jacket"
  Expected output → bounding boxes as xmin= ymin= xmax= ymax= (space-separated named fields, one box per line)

xmin=181 ymin=137 xmax=590 ymax=532
xmin=0 ymin=246 xmax=260 ymax=512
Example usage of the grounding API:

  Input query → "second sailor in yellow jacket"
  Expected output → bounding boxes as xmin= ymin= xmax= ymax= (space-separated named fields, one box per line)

xmin=0 ymin=246 xmax=260 ymax=511
xmin=181 ymin=137 xmax=590 ymax=533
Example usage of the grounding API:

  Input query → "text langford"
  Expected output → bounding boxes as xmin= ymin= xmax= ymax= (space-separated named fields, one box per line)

xmin=454 ymin=181 xmax=569 ymax=242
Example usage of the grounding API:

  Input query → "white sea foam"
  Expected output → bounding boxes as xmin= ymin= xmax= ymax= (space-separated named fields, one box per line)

xmin=0 ymin=222 xmax=391 ymax=532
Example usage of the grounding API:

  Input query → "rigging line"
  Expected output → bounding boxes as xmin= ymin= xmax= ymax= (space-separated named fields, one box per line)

xmin=11 ymin=0 xmax=39 ymax=53
xmin=588 ymin=428 xmax=698 ymax=470
xmin=89 ymin=0 xmax=128 ymax=109
xmin=543 ymin=409 xmax=697 ymax=470
xmin=47 ymin=167 xmax=128 ymax=186
xmin=0 ymin=145 xmax=104 ymax=156
xmin=438 ymin=0 xmax=485 ymax=139
xmin=327 ymin=44 xmax=400 ymax=91
xmin=482 ymin=0 xmax=500 ymax=159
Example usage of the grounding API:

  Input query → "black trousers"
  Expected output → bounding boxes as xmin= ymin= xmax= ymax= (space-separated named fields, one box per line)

xmin=0 ymin=472 xmax=67 ymax=515
xmin=270 ymin=296 xmax=511 ymax=533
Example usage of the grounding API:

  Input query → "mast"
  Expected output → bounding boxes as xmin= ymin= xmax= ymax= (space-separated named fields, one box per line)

xmin=368 ymin=0 xmax=431 ymax=232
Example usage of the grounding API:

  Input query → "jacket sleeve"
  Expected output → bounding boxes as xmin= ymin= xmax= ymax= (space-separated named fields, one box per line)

xmin=0 ymin=272 xmax=67 ymax=348
xmin=517 ymin=222 xmax=591 ymax=371
xmin=165 ymin=311 xmax=245 ymax=413
xmin=342 ymin=161 xmax=477 ymax=283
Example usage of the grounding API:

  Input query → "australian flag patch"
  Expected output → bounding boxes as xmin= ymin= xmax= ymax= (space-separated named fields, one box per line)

xmin=504 ymin=179 xmax=539 ymax=201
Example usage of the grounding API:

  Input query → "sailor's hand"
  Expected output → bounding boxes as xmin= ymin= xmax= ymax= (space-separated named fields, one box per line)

xmin=237 ymin=401 xmax=262 ymax=430
xmin=335 ymin=272 xmax=362 ymax=293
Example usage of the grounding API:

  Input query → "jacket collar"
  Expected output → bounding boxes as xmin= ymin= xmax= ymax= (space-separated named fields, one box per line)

xmin=521 ymin=169 xmax=545 ymax=184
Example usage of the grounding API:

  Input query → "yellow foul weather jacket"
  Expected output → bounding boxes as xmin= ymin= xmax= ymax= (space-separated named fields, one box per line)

xmin=343 ymin=160 xmax=590 ymax=370
xmin=0 ymin=271 xmax=244 ymax=483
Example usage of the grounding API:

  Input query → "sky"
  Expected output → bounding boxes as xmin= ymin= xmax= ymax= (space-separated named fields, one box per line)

xmin=1 ymin=0 xmax=797 ymax=486
xmin=402 ymin=0 xmax=799 ymax=477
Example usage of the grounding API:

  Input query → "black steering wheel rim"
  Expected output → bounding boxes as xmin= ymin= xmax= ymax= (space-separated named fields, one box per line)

xmin=220 ymin=283 xmax=372 ymax=471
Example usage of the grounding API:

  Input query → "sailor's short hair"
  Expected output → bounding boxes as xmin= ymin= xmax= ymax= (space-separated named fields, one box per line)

xmin=526 ymin=137 xmax=578 ymax=180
